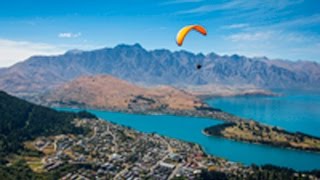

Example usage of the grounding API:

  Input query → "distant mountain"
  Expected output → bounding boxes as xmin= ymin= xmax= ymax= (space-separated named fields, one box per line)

xmin=0 ymin=43 xmax=319 ymax=95
xmin=39 ymin=75 xmax=206 ymax=113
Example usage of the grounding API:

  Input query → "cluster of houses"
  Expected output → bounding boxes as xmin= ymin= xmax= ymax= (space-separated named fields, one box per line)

xmin=31 ymin=118 xmax=249 ymax=179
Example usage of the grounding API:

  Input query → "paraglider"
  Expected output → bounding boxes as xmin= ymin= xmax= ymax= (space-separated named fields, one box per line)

xmin=176 ymin=25 xmax=207 ymax=70
xmin=176 ymin=25 xmax=207 ymax=46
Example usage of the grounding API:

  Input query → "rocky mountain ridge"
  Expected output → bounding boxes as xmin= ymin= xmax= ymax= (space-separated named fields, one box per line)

xmin=0 ymin=43 xmax=319 ymax=96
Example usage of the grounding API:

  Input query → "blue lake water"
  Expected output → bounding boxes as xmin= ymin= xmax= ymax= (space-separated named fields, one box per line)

xmin=58 ymin=90 xmax=320 ymax=171
xmin=207 ymin=89 xmax=320 ymax=137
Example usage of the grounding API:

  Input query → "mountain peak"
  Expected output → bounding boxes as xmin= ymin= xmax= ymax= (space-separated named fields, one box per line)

xmin=65 ymin=49 xmax=84 ymax=55
xmin=133 ymin=43 xmax=143 ymax=48
xmin=230 ymin=54 xmax=244 ymax=60
xmin=115 ymin=43 xmax=144 ymax=50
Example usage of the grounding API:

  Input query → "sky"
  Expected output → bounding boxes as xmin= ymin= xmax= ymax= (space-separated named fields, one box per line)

xmin=0 ymin=0 xmax=319 ymax=67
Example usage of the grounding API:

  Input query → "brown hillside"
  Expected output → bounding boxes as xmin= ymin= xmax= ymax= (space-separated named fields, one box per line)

xmin=43 ymin=75 xmax=205 ymax=112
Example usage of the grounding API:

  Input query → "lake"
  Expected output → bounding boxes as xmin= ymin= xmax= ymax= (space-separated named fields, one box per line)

xmin=207 ymin=89 xmax=320 ymax=137
xmin=58 ymin=90 xmax=320 ymax=171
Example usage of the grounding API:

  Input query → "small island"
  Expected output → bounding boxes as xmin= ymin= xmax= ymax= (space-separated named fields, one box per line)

xmin=204 ymin=121 xmax=320 ymax=152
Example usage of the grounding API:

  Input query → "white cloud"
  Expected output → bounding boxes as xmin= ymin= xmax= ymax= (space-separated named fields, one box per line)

xmin=175 ymin=1 xmax=260 ymax=15
xmin=58 ymin=32 xmax=82 ymax=38
xmin=222 ymin=23 xmax=249 ymax=29
xmin=270 ymin=14 xmax=320 ymax=29
xmin=226 ymin=30 xmax=319 ymax=44
xmin=0 ymin=38 xmax=102 ymax=67
xmin=227 ymin=31 xmax=273 ymax=42
xmin=220 ymin=29 xmax=320 ymax=61
xmin=0 ymin=39 xmax=64 ymax=67
xmin=175 ymin=0 xmax=303 ymax=15
xmin=176 ymin=1 xmax=241 ymax=15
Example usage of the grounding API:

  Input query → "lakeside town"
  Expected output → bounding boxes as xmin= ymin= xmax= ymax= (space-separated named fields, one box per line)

xmin=24 ymin=118 xmax=255 ymax=179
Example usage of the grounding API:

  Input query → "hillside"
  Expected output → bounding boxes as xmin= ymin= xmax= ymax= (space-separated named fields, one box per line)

xmin=0 ymin=44 xmax=319 ymax=96
xmin=39 ymin=75 xmax=208 ymax=113
xmin=0 ymin=91 xmax=96 ymax=156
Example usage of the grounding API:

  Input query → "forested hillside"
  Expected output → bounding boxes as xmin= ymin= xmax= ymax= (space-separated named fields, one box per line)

xmin=0 ymin=91 xmax=96 ymax=156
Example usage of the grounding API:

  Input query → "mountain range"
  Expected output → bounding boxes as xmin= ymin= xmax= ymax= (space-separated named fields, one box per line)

xmin=0 ymin=43 xmax=319 ymax=96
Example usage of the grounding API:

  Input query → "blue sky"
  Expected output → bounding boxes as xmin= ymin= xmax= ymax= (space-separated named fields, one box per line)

xmin=0 ymin=0 xmax=319 ymax=67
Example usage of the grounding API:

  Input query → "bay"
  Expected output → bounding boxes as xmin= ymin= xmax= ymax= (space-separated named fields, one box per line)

xmin=58 ymin=103 xmax=320 ymax=171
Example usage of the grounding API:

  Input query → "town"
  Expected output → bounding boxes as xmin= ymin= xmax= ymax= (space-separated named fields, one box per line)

xmin=26 ymin=118 xmax=251 ymax=179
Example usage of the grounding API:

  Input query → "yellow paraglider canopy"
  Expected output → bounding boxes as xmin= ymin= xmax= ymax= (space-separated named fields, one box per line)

xmin=176 ymin=25 xmax=207 ymax=46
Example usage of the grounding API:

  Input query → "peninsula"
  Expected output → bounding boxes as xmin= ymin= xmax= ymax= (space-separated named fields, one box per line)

xmin=204 ymin=121 xmax=320 ymax=152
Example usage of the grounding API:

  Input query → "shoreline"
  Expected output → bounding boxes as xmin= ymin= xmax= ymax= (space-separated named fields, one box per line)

xmin=201 ymin=129 xmax=210 ymax=137
xmin=57 ymin=106 xmax=320 ymax=171
xmin=187 ymin=88 xmax=281 ymax=99
xmin=55 ymin=105 xmax=320 ymax=150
